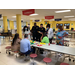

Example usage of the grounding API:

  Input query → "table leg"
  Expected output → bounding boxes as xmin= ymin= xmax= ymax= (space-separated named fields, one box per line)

xmin=33 ymin=58 xmax=34 ymax=65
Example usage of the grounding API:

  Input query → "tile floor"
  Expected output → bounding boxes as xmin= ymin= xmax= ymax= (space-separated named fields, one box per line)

xmin=0 ymin=37 xmax=75 ymax=65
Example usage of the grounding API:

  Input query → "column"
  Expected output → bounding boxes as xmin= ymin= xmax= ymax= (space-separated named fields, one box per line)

xmin=26 ymin=22 xmax=28 ymax=26
xmin=16 ymin=14 xmax=22 ymax=39
xmin=9 ymin=21 xmax=14 ymax=30
xmin=30 ymin=20 xmax=33 ymax=30
xmin=3 ymin=16 xmax=8 ymax=32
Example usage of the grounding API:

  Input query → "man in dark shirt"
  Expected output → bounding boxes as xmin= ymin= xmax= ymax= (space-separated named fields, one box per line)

xmin=38 ymin=24 xmax=45 ymax=42
xmin=32 ymin=23 xmax=39 ymax=41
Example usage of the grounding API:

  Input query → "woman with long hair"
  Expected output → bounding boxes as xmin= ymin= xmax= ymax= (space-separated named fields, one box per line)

xmin=11 ymin=33 xmax=21 ymax=51
xmin=23 ymin=26 xmax=31 ymax=40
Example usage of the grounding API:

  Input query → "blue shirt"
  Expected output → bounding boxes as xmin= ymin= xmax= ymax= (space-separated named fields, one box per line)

xmin=20 ymin=39 xmax=31 ymax=53
xmin=56 ymin=30 xmax=68 ymax=45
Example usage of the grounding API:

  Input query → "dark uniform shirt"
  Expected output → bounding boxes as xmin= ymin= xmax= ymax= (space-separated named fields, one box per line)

xmin=39 ymin=27 xmax=45 ymax=36
xmin=32 ymin=26 xmax=39 ymax=34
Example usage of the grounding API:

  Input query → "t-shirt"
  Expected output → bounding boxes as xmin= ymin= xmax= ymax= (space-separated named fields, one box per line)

xmin=39 ymin=27 xmax=45 ymax=36
xmin=41 ymin=36 xmax=49 ymax=43
xmin=48 ymin=28 xmax=53 ymax=39
xmin=25 ymin=30 xmax=31 ymax=40
xmin=56 ymin=30 xmax=68 ymax=45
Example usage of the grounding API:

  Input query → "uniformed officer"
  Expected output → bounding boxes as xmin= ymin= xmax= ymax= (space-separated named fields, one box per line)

xmin=31 ymin=23 xmax=39 ymax=41
xmin=38 ymin=24 xmax=45 ymax=42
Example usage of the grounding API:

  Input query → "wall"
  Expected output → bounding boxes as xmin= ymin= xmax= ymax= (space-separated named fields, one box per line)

xmin=0 ymin=20 xmax=26 ymax=31
xmin=52 ymin=21 xmax=75 ymax=31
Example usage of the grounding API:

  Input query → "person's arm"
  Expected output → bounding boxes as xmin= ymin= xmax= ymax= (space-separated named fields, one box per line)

xmin=63 ymin=31 xmax=68 ymax=37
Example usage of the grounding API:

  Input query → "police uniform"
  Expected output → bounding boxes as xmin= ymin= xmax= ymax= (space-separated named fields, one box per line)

xmin=32 ymin=26 xmax=39 ymax=41
xmin=38 ymin=27 xmax=45 ymax=42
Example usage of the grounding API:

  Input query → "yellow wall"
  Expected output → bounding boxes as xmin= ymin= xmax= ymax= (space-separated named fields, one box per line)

xmin=30 ymin=20 xmax=75 ymax=31
xmin=52 ymin=21 xmax=75 ymax=31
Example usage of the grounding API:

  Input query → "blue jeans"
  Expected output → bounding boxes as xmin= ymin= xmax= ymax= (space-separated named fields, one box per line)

xmin=21 ymin=48 xmax=34 ymax=56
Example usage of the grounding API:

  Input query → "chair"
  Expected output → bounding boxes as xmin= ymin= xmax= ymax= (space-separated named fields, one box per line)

xmin=30 ymin=54 xmax=37 ymax=65
xmin=5 ymin=46 xmax=11 ymax=54
xmin=60 ymin=63 xmax=69 ymax=65
xmin=43 ymin=57 xmax=52 ymax=65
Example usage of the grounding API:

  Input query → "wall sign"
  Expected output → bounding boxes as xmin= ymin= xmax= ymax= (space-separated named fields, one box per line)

xmin=45 ymin=16 xmax=54 ymax=19
xmin=35 ymin=20 xmax=40 ymax=22
xmin=22 ymin=9 xmax=35 ymax=16
xmin=55 ymin=18 xmax=62 ymax=21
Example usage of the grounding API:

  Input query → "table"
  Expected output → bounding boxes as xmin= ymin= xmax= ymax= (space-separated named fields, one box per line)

xmin=31 ymin=43 xmax=75 ymax=62
xmin=68 ymin=31 xmax=75 ymax=38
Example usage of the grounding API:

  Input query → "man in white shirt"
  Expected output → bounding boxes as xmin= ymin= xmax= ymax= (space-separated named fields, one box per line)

xmin=46 ymin=24 xmax=53 ymax=43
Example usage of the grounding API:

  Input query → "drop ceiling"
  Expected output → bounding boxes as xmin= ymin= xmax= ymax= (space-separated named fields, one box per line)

xmin=0 ymin=9 xmax=75 ymax=22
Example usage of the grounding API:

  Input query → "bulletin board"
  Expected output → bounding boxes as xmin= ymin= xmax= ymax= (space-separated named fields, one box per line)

xmin=56 ymin=23 xmax=63 ymax=28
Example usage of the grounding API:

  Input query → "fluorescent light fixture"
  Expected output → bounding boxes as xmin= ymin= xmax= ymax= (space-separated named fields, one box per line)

xmin=64 ymin=16 xmax=74 ymax=18
xmin=55 ymin=10 xmax=71 ymax=13
xmin=29 ymin=14 xmax=38 ymax=16
xmin=12 ymin=16 xmax=16 ymax=18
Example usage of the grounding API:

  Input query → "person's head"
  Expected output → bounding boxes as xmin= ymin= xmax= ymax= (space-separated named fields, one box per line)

xmin=58 ymin=24 xmax=63 ymax=31
xmin=34 ymin=23 xmax=36 ymax=26
xmin=25 ymin=26 xmax=28 ymax=31
xmin=12 ymin=33 xmax=19 ymax=46
xmin=40 ymin=24 xmax=43 ymax=28
xmin=24 ymin=34 xmax=28 ymax=38
xmin=46 ymin=24 xmax=50 ymax=30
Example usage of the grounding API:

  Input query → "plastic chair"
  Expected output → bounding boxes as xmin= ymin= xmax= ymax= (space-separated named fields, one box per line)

xmin=43 ymin=57 xmax=52 ymax=65
xmin=30 ymin=54 xmax=37 ymax=65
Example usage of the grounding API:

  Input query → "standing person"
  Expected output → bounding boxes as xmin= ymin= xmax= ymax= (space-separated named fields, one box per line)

xmin=46 ymin=24 xmax=53 ymax=44
xmin=38 ymin=24 xmax=45 ymax=42
xmin=56 ymin=24 xmax=68 ymax=46
xmin=20 ymin=34 xmax=34 ymax=61
xmin=23 ymin=26 xmax=31 ymax=40
xmin=11 ymin=33 xmax=21 ymax=52
xmin=31 ymin=23 xmax=39 ymax=41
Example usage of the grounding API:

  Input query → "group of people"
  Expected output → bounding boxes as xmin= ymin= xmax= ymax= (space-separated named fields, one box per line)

xmin=10 ymin=22 xmax=68 ymax=60
xmin=22 ymin=23 xmax=54 ymax=44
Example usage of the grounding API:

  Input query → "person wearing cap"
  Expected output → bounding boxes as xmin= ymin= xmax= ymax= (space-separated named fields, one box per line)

xmin=46 ymin=24 xmax=53 ymax=44
xmin=31 ymin=23 xmax=39 ymax=41
xmin=38 ymin=24 xmax=45 ymax=42
xmin=56 ymin=24 xmax=68 ymax=46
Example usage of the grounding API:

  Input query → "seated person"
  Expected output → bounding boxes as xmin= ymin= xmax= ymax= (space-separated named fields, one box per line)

xmin=41 ymin=33 xmax=49 ymax=44
xmin=40 ymin=33 xmax=49 ymax=54
xmin=20 ymin=34 xmax=33 ymax=61
xmin=11 ymin=33 xmax=21 ymax=52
